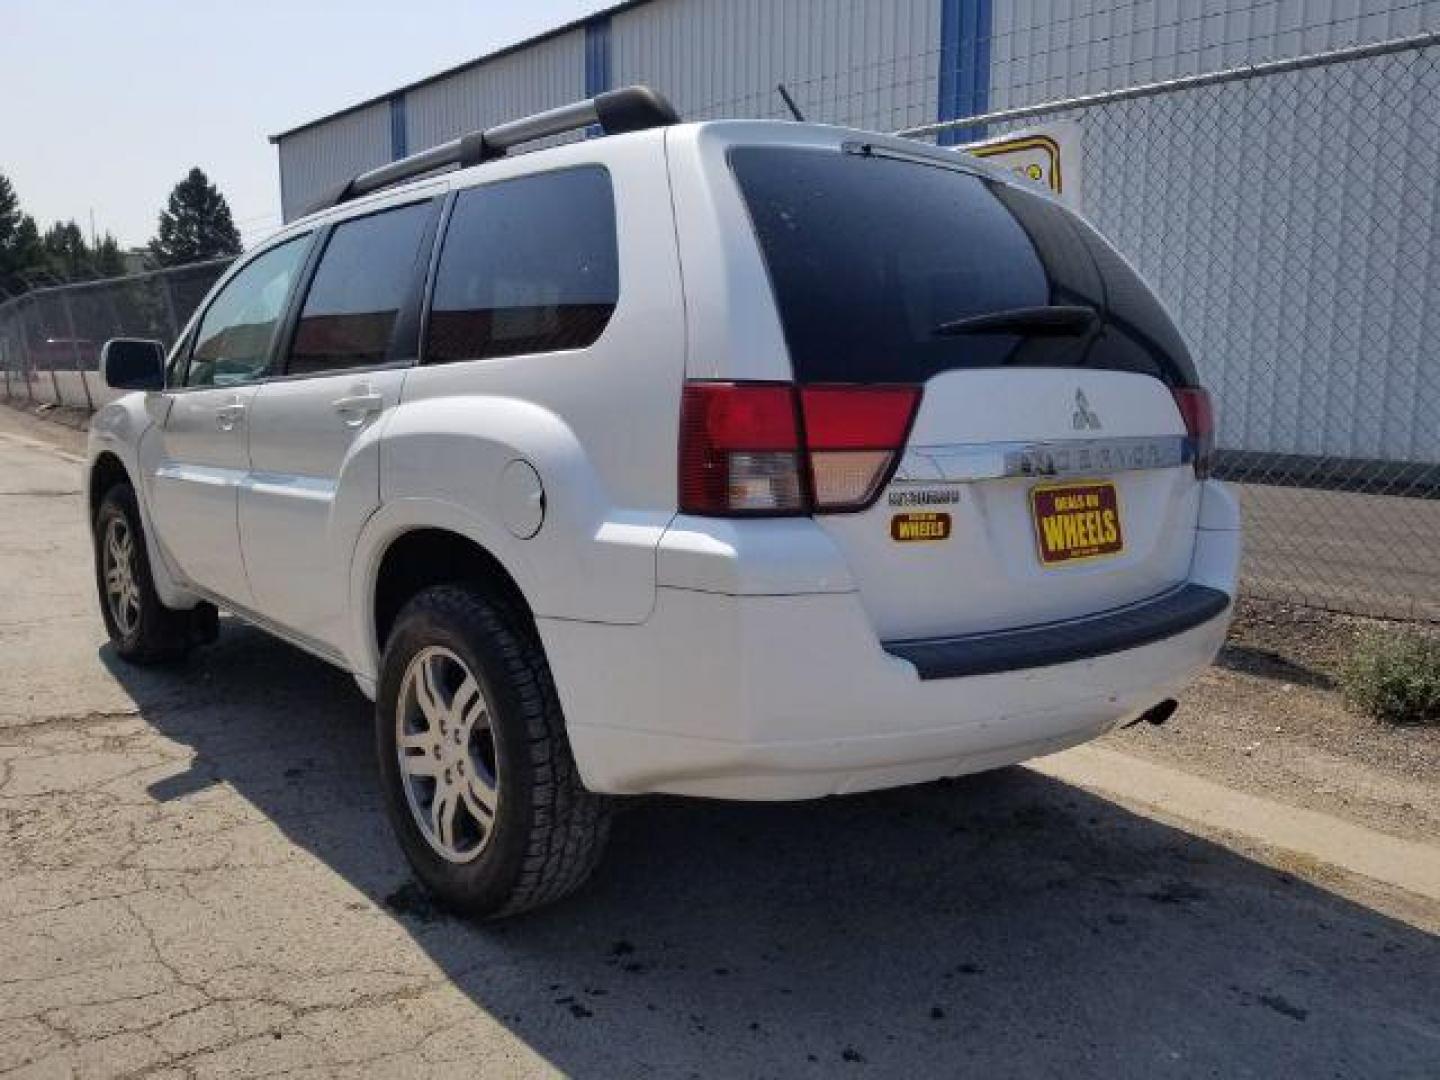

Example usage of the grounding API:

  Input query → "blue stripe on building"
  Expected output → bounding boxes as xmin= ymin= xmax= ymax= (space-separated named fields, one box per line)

xmin=937 ymin=0 xmax=992 ymax=145
xmin=584 ymin=16 xmax=612 ymax=136
xmin=585 ymin=16 xmax=612 ymax=96
xmin=389 ymin=95 xmax=408 ymax=160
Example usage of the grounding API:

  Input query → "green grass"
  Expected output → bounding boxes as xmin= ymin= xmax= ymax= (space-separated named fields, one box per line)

xmin=1340 ymin=630 xmax=1440 ymax=727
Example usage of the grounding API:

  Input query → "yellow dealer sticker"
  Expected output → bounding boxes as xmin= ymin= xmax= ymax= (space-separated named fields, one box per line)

xmin=891 ymin=512 xmax=951 ymax=542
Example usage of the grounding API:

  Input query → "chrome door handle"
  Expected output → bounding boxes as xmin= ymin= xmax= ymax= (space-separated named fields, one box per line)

xmin=332 ymin=389 xmax=384 ymax=427
xmin=215 ymin=400 xmax=246 ymax=431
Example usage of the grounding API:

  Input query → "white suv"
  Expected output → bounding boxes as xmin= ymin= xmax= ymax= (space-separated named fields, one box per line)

xmin=87 ymin=88 xmax=1239 ymax=917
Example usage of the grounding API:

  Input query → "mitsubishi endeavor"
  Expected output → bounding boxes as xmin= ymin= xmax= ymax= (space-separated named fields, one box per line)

xmin=86 ymin=87 xmax=1240 ymax=917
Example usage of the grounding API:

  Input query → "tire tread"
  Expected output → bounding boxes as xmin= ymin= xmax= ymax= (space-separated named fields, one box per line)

xmin=390 ymin=585 xmax=610 ymax=917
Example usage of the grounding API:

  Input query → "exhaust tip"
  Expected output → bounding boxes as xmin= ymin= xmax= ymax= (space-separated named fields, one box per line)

xmin=1126 ymin=698 xmax=1179 ymax=729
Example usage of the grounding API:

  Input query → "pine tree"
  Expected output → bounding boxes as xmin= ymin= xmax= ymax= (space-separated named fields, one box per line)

xmin=42 ymin=220 xmax=92 ymax=282
xmin=0 ymin=173 xmax=22 ymax=253
xmin=149 ymin=167 xmax=242 ymax=267
xmin=92 ymin=234 xmax=126 ymax=278
xmin=0 ymin=172 xmax=44 ymax=295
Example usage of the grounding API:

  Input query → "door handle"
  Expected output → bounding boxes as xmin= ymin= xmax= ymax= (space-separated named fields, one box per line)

xmin=214 ymin=399 xmax=246 ymax=432
xmin=332 ymin=389 xmax=384 ymax=428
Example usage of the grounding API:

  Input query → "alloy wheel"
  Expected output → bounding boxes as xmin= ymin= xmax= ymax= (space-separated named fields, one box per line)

xmin=395 ymin=646 xmax=501 ymax=862
xmin=102 ymin=516 xmax=141 ymax=638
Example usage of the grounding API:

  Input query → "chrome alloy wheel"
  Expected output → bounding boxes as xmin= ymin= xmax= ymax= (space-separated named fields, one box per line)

xmin=102 ymin=516 xmax=141 ymax=637
xmin=396 ymin=646 xmax=501 ymax=863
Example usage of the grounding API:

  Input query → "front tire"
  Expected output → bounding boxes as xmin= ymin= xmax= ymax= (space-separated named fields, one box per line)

xmin=93 ymin=483 xmax=206 ymax=665
xmin=376 ymin=584 xmax=611 ymax=918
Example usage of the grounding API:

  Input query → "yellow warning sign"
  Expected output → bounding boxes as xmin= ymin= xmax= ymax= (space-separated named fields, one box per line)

xmin=961 ymin=121 xmax=1081 ymax=209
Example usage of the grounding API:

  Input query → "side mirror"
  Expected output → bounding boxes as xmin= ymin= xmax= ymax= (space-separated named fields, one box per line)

xmin=101 ymin=338 xmax=167 ymax=391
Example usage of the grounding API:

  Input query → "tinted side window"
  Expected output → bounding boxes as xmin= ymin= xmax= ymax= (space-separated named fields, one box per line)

xmin=287 ymin=201 xmax=435 ymax=376
xmin=188 ymin=237 xmax=309 ymax=387
xmin=427 ymin=167 xmax=618 ymax=364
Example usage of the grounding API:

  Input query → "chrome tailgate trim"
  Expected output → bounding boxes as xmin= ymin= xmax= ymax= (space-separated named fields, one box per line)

xmin=895 ymin=435 xmax=1191 ymax=484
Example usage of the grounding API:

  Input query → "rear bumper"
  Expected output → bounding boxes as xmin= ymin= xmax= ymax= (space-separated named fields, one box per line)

xmin=884 ymin=583 xmax=1231 ymax=680
xmin=543 ymin=482 xmax=1241 ymax=800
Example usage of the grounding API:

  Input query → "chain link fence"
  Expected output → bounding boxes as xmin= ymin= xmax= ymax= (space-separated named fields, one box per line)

xmin=0 ymin=259 xmax=231 ymax=411
xmin=900 ymin=32 xmax=1440 ymax=623
xmin=3 ymin=30 xmax=1438 ymax=622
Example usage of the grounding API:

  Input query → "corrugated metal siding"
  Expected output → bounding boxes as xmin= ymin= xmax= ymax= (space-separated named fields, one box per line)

xmin=1018 ymin=44 xmax=1440 ymax=463
xmin=406 ymin=29 xmax=587 ymax=153
xmin=937 ymin=0 xmax=993 ymax=143
xmin=277 ymin=101 xmax=390 ymax=222
xmin=989 ymin=0 xmax=1440 ymax=109
xmin=611 ymin=0 xmax=943 ymax=133
xmin=268 ymin=0 xmax=1439 ymax=469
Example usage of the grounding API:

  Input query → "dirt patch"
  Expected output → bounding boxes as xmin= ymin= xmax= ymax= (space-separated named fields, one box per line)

xmin=1110 ymin=597 xmax=1440 ymax=844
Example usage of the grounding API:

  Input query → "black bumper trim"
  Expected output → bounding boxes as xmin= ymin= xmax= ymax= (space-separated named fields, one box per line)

xmin=883 ymin=584 xmax=1231 ymax=680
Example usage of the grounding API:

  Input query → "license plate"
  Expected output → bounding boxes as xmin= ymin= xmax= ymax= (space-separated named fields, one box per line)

xmin=1031 ymin=481 xmax=1124 ymax=565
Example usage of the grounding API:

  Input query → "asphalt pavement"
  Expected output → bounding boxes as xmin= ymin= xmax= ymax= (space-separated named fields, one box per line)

xmin=1 ymin=415 xmax=1437 ymax=1078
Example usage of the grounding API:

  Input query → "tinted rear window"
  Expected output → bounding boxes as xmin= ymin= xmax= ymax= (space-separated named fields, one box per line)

xmin=729 ymin=146 xmax=1197 ymax=387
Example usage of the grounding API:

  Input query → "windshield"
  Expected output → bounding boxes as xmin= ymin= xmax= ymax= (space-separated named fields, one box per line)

xmin=729 ymin=145 xmax=1198 ymax=387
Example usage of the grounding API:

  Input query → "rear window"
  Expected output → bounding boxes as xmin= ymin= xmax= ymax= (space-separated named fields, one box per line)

xmin=729 ymin=146 xmax=1197 ymax=387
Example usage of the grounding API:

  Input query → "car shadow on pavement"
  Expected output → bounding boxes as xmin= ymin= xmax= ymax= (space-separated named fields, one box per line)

xmin=102 ymin=620 xmax=1440 ymax=1077
xmin=1213 ymin=643 xmax=1337 ymax=690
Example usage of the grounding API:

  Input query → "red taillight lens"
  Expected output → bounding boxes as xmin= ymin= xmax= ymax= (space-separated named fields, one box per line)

xmin=679 ymin=383 xmax=805 ymax=514
xmin=800 ymin=385 xmax=921 ymax=510
xmin=1172 ymin=387 xmax=1215 ymax=479
xmin=678 ymin=382 xmax=920 ymax=516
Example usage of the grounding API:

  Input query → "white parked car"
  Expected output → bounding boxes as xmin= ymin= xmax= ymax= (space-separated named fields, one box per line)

xmin=87 ymin=88 xmax=1239 ymax=917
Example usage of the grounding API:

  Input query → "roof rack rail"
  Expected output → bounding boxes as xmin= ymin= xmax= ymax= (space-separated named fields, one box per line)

xmin=305 ymin=85 xmax=679 ymax=217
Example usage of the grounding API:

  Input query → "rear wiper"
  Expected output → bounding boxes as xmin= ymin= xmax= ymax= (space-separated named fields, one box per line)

xmin=934 ymin=305 xmax=1099 ymax=338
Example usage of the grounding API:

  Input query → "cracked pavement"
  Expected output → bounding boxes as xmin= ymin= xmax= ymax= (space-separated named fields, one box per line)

xmin=0 ymin=415 xmax=1437 ymax=1078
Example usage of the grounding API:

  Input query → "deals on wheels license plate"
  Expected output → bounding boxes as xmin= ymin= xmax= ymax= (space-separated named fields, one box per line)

xmin=1031 ymin=481 xmax=1124 ymax=565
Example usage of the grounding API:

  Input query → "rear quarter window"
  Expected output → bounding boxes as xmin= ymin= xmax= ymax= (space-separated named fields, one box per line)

xmin=729 ymin=146 xmax=1198 ymax=388
xmin=426 ymin=167 xmax=619 ymax=364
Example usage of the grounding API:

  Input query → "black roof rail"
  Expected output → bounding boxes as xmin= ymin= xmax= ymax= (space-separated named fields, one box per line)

xmin=304 ymin=86 xmax=679 ymax=217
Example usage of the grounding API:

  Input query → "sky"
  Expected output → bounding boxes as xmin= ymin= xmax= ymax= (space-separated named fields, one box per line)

xmin=2 ymin=1 xmax=613 ymax=250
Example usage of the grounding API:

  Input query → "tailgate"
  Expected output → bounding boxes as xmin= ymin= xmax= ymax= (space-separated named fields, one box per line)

xmin=817 ymin=367 xmax=1199 ymax=640
xmin=727 ymin=138 xmax=1208 ymax=641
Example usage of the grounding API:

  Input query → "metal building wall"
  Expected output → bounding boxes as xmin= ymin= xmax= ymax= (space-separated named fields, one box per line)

xmin=267 ymin=0 xmax=1440 ymax=464
xmin=277 ymin=101 xmax=391 ymax=222
xmin=1048 ymin=45 xmax=1440 ymax=464
xmin=405 ymin=29 xmax=587 ymax=153
xmin=988 ymin=0 xmax=1440 ymax=108
xmin=610 ymin=0 xmax=944 ymax=133
xmin=973 ymin=1 xmax=1440 ymax=464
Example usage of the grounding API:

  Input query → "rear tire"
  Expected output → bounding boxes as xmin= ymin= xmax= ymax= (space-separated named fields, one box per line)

xmin=376 ymin=584 xmax=611 ymax=918
xmin=93 ymin=483 xmax=208 ymax=665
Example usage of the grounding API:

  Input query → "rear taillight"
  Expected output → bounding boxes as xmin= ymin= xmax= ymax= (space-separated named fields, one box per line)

xmin=800 ymin=386 xmax=920 ymax=511
xmin=678 ymin=382 xmax=921 ymax=516
xmin=1172 ymin=387 xmax=1215 ymax=479
xmin=678 ymin=383 xmax=806 ymax=514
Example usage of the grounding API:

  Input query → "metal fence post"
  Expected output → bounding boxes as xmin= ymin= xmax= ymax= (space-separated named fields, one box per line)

xmin=59 ymin=290 xmax=94 ymax=411
xmin=20 ymin=299 xmax=36 ymax=404
xmin=29 ymin=292 xmax=65 ymax=407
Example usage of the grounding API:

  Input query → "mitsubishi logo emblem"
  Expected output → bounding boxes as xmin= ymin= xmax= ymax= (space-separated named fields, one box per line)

xmin=1073 ymin=389 xmax=1101 ymax=431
